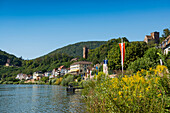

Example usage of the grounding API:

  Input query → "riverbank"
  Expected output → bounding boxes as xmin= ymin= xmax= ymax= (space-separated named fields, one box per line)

xmin=82 ymin=65 xmax=170 ymax=113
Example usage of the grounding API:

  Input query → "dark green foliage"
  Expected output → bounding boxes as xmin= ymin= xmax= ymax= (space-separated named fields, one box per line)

xmin=41 ymin=77 xmax=49 ymax=82
xmin=47 ymin=41 xmax=106 ymax=57
xmin=128 ymin=57 xmax=155 ymax=72
xmin=0 ymin=53 xmax=73 ymax=79
xmin=61 ymin=74 xmax=75 ymax=86
xmin=159 ymin=28 xmax=170 ymax=44
xmin=0 ymin=50 xmax=22 ymax=66
xmin=162 ymin=28 xmax=170 ymax=38
xmin=167 ymin=59 xmax=170 ymax=70
xmin=144 ymin=48 xmax=162 ymax=63
xmin=87 ymin=37 xmax=129 ymax=64
xmin=108 ymin=41 xmax=148 ymax=70
xmin=128 ymin=48 xmax=163 ymax=72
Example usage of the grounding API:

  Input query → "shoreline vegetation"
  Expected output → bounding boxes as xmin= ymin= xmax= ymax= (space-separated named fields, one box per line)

xmin=82 ymin=65 xmax=170 ymax=112
xmin=0 ymin=74 xmax=85 ymax=89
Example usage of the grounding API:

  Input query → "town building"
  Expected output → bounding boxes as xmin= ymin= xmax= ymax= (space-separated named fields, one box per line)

xmin=44 ymin=71 xmax=51 ymax=77
xmin=52 ymin=68 xmax=60 ymax=77
xmin=160 ymin=35 xmax=170 ymax=54
xmin=85 ymin=67 xmax=93 ymax=80
xmin=103 ymin=59 xmax=108 ymax=75
xmin=33 ymin=71 xmax=43 ymax=80
xmin=49 ymin=75 xmax=55 ymax=79
xmin=69 ymin=61 xmax=92 ymax=75
xmin=58 ymin=65 xmax=68 ymax=76
xmin=26 ymin=75 xmax=33 ymax=80
xmin=16 ymin=73 xmax=28 ymax=80
xmin=144 ymin=32 xmax=159 ymax=44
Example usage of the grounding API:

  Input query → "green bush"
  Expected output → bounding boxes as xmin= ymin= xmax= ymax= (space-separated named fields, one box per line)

xmin=13 ymin=82 xmax=19 ymax=84
xmin=128 ymin=48 xmax=164 ymax=72
xmin=77 ymin=77 xmax=81 ymax=82
xmin=0 ymin=81 xmax=3 ymax=84
xmin=51 ymin=79 xmax=57 ymax=84
xmin=82 ymin=65 xmax=170 ymax=113
xmin=54 ymin=77 xmax=63 ymax=85
xmin=61 ymin=75 xmax=75 ymax=86
xmin=2 ymin=81 xmax=7 ymax=84
xmin=38 ymin=81 xmax=45 ymax=85
xmin=7 ymin=81 xmax=13 ymax=84
xmin=19 ymin=80 xmax=24 ymax=84
xmin=61 ymin=79 xmax=66 ymax=86
xmin=41 ymin=77 xmax=49 ymax=83
xmin=128 ymin=57 xmax=155 ymax=73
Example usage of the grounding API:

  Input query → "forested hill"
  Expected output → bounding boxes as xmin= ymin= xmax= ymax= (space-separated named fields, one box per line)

xmin=0 ymin=50 xmax=22 ymax=66
xmin=46 ymin=41 xmax=106 ymax=58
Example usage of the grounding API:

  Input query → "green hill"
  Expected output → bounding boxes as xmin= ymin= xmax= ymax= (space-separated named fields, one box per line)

xmin=47 ymin=41 xmax=107 ymax=58
xmin=0 ymin=41 xmax=106 ymax=79
xmin=0 ymin=50 xmax=22 ymax=66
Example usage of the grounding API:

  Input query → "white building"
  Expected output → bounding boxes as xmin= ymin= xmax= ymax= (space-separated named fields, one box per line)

xmin=25 ymin=75 xmax=33 ymax=80
xmin=161 ymin=35 xmax=170 ymax=55
xmin=44 ymin=71 xmax=51 ymax=77
xmin=52 ymin=69 xmax=59 ymax=77
xmin=16 ymin=73 xmax=28 ymax=80
xmin=58 ymin=65 xmax=68 ymax=76
xmin=33 ymin=71 xmax=43 ymax=80
xmin=69 ymin=61 xmax=92 ymax=75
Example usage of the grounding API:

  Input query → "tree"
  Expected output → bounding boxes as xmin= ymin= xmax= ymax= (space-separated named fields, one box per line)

xmin=128 ymin=47 xmax=163 ymax=72
xmin=108 ymin=41 xmax=148 ymax=70
xmin=41 ymin=77 xmax=49 ymax=83
xmin=162 ymin=28 xmax=170 ymax=38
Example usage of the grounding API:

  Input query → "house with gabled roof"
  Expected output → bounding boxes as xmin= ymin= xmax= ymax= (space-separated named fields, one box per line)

xmin=161 ymin=35 xmax=170 ymax=54
xmin=68 ymin=61 xmax=92 ymax=75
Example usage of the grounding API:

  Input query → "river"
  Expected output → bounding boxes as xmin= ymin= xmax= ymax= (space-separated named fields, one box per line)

xmin=0 ymin=85 xmax=86 ymax=113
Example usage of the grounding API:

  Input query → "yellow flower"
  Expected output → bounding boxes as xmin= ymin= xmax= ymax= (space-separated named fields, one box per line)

xmin=118 ymin=91 xmax=121 ymax=95
xmin=114 ymin=98 xmax=117 ymax=101
xmin=157 ymin=94 xmax=161 ymax=97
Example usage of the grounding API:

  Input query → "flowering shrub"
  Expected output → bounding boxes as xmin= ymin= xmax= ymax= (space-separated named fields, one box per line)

xmin=83 ymin=65 xmax=170 ymax=113
xmin=54 ymin=77 xmax=63 ymax=85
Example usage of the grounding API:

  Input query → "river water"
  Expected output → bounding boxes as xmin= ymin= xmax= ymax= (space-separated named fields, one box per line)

xmin=0 ymin=85 xmax=86 ymax=113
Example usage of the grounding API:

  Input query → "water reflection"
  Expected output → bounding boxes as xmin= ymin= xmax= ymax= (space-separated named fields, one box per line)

xmin=0 ymin=85 xmax=86 ymax=113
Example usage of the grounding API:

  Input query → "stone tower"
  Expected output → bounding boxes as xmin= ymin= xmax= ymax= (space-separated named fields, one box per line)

xmin=83 ymin=46 xmax=89 ymax=59
xmin=7 ymin=59 xmax=10 ymax=64
xmin=144 ymin=31 xmax=159 ymax=44
xmin=151 ymin=32 xmax=159 ymax=43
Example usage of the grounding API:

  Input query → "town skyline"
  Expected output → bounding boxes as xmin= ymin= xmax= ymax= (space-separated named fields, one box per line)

xmin=0 ymin=0 xmax=170 ymax=59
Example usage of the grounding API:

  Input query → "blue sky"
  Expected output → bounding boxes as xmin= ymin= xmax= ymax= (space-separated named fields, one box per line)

xmin=0 ymin=0 xmax=170 ymax=59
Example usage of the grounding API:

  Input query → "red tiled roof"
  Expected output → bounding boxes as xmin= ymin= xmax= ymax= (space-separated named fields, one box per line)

xmin=145 ymin=35 xmax=153 ymax=39
xmin=71 ymin=61 xmax=92 ymax=65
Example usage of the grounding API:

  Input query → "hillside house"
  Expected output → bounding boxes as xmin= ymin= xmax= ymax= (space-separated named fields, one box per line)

xmin=26 ymin=75 xmax=33 ymax=80
xmin=44 ymin=71 xmax=51 ymax=77
xmin=161 ymin=35 xmax=170 ymax=54
xmin=16 ymin=73 xmax=28 ymax=80
xmin=52 ymin=68 xmax=60 ymax=77
xmin=33 ymin=71 xmax=43 ymax=80
xmin=58 ymin=65 xmax=68 ymax=76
